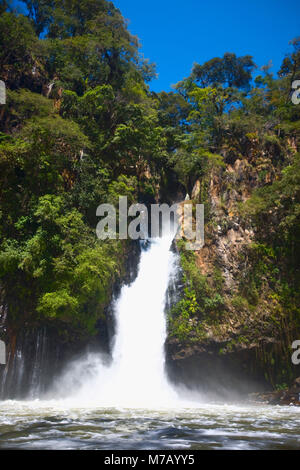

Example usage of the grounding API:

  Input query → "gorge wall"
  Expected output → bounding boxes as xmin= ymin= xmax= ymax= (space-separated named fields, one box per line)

xmin=166 ymin=139 xmax=300 ymax=394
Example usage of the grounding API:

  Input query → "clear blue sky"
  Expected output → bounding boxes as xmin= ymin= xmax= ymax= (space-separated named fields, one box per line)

xmin=114 ymin=0 xmax=300 ymax=92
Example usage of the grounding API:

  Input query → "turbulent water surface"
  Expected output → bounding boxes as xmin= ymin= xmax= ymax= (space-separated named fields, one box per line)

xmin=0 ymin=401 xmax=300 ymax=449
xmin=1 ymin=234 xmax=299 ymax=450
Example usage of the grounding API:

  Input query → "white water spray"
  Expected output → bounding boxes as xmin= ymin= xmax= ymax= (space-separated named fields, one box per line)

xmin=109 ymin=234 xmax=178 ymax=404
xmin=59 ymin=232 xmax=182 ymax=408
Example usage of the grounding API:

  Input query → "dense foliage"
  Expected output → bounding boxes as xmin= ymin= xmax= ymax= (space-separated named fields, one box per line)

xmin=0 ymin=0 xmax=165 ymax=339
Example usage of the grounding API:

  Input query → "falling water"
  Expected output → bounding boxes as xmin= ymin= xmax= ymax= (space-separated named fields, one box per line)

xmin=64 ymin=232 xmax=180 ymax=408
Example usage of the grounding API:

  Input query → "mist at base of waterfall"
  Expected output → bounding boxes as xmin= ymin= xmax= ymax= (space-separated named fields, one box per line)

xmin=1 ymin=233 xmax=300 ymax=449
xmin=1 ymin=400 xmax=300 ymax=450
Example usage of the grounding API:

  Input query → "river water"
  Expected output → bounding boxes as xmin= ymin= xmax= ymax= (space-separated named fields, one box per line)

xmin=0 ymin=401 xmax=299 ymax=449
xmin=0 ymin=234 xmax=299 ymax=450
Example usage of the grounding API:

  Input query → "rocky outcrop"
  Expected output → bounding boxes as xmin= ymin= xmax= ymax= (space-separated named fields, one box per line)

xmin=0 ymin=326 xmax=73 ymax=399
xmin=166 ymin=146 xmax=300 ymax=393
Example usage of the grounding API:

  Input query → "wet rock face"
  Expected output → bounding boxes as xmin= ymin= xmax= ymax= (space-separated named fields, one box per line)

xmin=165 ymin=246 xmax=183 ymax=319
xmin=105 ymin=240 xmax=141 ymax=349
xmin=165 ymin=337 xmax=270 ymax=399
xmin=123 ymin=240 xmax=142 ymax=287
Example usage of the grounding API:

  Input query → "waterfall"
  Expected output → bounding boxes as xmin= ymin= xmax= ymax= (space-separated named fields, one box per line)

xmin=108 ymin=233 xmax=179 ymax=406
xmin=58 ymin=232 xmax=180 ymax=408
